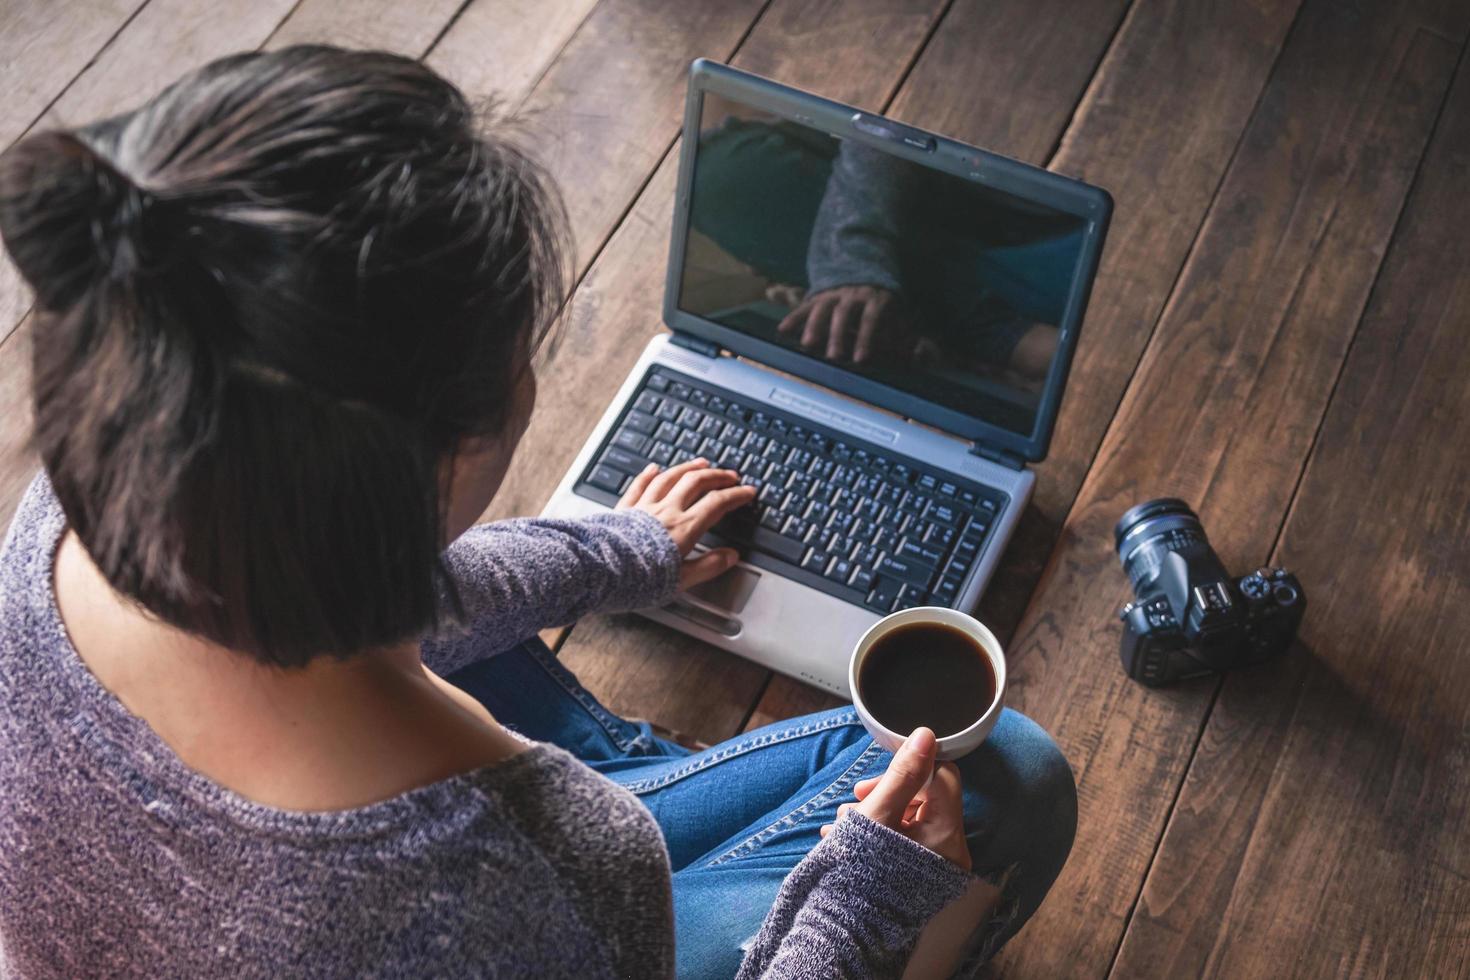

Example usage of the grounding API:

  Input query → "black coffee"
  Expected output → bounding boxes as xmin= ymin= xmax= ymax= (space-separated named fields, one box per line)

xmin=858 ymin=622 xmax=995 ymax=738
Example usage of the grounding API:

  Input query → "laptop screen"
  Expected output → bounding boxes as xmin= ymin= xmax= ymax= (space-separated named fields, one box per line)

xmin=674 ymin=92 xmax=1092 ymax=439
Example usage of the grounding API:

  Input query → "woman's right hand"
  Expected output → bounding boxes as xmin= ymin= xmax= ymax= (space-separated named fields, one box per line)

xmin=821 ymin=727 xmax=972 ymax=871
xmin=616 ymin=458 xmax=758 ymax=589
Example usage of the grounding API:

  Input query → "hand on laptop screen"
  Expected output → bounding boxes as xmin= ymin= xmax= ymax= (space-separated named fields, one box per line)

xmin=677 ymin=94 xmax=1087 ymax=437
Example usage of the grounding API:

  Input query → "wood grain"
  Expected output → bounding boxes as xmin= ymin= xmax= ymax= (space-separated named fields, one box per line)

xmin=989 ymin=1 xmax=1467 ymax=976
xmin=505 ymin=0 xmax=768 ymax=274
xmin=1111 ymin=25 xmax=1470 ymax=979
xmin=535 ymin=0 xmax=955 ymax=741
xmin=265 ymin=0 xmax=466 ymax=54
xmin=0 ymin=0 xmax=145 ymax=152
xmin=744 ymin=0 xmax=1135 ymax=729
xmin=426 ymin=0 xmax=601 ymax=109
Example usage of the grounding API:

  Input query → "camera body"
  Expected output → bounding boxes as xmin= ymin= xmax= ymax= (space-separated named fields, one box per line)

xmin=1115 ymin=499 xmax=1304 ymax=687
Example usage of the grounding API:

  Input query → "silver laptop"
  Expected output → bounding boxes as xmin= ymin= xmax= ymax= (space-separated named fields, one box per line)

xmin=543 ymin=60 xmax=1111 ymax=697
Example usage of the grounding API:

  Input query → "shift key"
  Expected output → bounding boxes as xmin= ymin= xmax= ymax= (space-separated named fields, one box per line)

xmin=876 ymin=554 xmax=935 ymax=588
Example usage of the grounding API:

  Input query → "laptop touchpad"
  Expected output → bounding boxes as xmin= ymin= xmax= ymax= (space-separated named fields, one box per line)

xmin=688 ymin=565 xmax=760 ymax=613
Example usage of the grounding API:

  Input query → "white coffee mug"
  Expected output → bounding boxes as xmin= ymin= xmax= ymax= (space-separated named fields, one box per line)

xmin=848 ymin=606 xmax=1007 ymax=762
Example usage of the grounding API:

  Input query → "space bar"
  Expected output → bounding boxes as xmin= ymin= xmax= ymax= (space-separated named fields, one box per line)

xmin=745 ymin=527 xmax=805 ymax=564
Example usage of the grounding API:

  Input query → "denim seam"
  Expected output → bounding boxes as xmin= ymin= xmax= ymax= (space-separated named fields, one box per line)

xmin=619 ymin=712 xmax=864 ymax=794
xmin=520 ymin=642 xmax=645 ymax=754
xmin=703 ymin=741 xmax=887 ymax=868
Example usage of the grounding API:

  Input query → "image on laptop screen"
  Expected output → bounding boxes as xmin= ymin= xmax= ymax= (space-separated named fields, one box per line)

xmin=676 ymin=93 xmax=1090 ymax=438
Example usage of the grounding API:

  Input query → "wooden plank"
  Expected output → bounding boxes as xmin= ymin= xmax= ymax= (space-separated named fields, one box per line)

xmin=426 ymin=0 xmax=601 ymax=109
xmin=743 ymin=0 xmax=1135 ymax=727
xmin=504 ymin=0 xmax=766 ymax=274
xmin=0 ymin=0 xmax=303 ymax=346
xmin=0 ymin=0 xmax=145 ymax=152
xmin=265 ymin=0 xmax=467 ymax=54
xmin=1111 ymin=31 xmax=1470 ymax=979
xmin=533 ymin=0 xmax=956 ymax=741
xmin=986 ymin=2 xmax=1468 ymax=976
xmin=0 ymin=328 xmax=33 ymax=523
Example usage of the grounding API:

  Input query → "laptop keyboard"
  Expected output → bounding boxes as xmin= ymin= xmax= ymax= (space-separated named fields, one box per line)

xmin=573 ymin=367 xmax=1009 ymax=615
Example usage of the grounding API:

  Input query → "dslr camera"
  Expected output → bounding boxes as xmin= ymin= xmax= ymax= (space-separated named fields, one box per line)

xmin=1114 ymin=499 xmax=1304 ymax=687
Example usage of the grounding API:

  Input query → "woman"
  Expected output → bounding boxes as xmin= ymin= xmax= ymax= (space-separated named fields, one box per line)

xmin=0 ymin=48 xmax=1075 ymax=978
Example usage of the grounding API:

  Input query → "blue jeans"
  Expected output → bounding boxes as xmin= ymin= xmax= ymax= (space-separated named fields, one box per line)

xmin=447 ymin=640 xmax=1076 ymax=978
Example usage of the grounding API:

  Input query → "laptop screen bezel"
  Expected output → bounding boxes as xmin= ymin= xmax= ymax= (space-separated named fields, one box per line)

xmin=662 ymin=59 xmax=1113 ymax=463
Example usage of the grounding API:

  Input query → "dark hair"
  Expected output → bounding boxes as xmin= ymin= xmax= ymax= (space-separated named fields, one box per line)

xmin=0 ymin=46 xmax=569 ymax=667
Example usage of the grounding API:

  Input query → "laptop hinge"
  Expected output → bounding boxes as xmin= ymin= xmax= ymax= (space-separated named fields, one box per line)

xmin=669 ymin=332 xmax=722 ymax=357
xmin=970 ymin=442 xmax=1026 ymax=470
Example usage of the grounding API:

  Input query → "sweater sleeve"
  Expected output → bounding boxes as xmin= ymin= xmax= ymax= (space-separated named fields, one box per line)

xmin=421 ymin=509 xmax=682 ymax=676
xmin=736 ymin=813 xmax=974 ymax=980
xmin=805 ymin=143 xmax=911 ymax=297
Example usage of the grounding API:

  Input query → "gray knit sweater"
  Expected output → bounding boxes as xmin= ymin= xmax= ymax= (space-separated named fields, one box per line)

xmin=0 ymin=473 xmax=970 ymax=978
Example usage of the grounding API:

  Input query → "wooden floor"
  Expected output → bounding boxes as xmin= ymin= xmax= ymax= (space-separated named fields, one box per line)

xmin=3 ymin=0 xmax=1469 ymax=976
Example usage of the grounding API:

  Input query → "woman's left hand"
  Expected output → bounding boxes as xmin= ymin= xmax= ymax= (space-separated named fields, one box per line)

xmin=617 ymin=458 xmax=757 ymax=588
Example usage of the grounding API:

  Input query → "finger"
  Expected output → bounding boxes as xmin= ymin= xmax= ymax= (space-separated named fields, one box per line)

xmin=826 ymin=299 xmax=863 ymax=361
xmin=853 ymin=294 xmax=889 ymax=363
xmin=667 ymin=467 xmax=742 ymax=509
xmin=836 ymin=803 xmax=853 ymax=822
xmin=853 ymin=776 xmax=881 ymax=800
xmin=617 ymin=463 xmax=660 ymax=508
xmin=857 ymin=727 xmax=938 ymax=826
xmin=647 ymin=457 xmax=709 ymax=499
xmin=917 ymin=762 xmax=965 ymax=834
xmin=678 ymin=548 xmax=740 ymax=589
xmin=801 ymin=296 xmax=837 ymax=350
xmin=819 ymin=823 xmax=833 ymax=838
xmin=686 ymin=483 xmax=759 ymax=528
xmin=777 ymin=298 xmax=813 ymax=335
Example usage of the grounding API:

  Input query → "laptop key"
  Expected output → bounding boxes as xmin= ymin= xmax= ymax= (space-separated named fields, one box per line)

xmin=587 ymin=465 xmax=627 ymax=494
xmin=646 ymin=373 xmax=669 ymax=392
xmin=669 ymin=382 xmax=692 ymax=400
xmin=601 ymin=446 xmax=651 ymax=474
xmin=827 ymin=558 xmax=853 ymax=584
xmin=655 ymin=401 xmax=682 ymax=421
xmin=866 ymin=577 xmax=901 ymax=614
xmin=801 ymin=549 xmax=833 ymax=574
xmin=634 ymin=392 xmax=661 ymax=413
xmin=623 ymin=409 xmax=657 ymax=434
xmin=649 ymin=442 xmax=675 ymax=466
xmin=895 ymin=583 xmax=929 ymax=609
xmin=922 ymin=523 xmax=957 ymax=549
xmin=653 ymin=421 xmax=680 ymax=443
xmin=612 ymin=430 xmax=649 ymax=454
xmin=849 ymin=566 xmax=875 ymax=592
xmin=877 ymin=554 xmax=935 ymax=589
xmin=898 ymin=539 xmax=945 ymax=566
xmin=688 ymin=390 xmax=710 ymax=407
xmin=781 ymin=516 xmax=812 ymax=540
xmin=924 ymin=501 xmax=962 ymax=527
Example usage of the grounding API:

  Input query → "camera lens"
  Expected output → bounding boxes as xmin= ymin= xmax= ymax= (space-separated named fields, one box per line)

xmin=1114 ymin=498 xmax=1213 ymax=595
